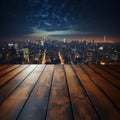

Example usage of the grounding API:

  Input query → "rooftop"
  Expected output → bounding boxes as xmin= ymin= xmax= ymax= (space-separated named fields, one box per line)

xmin=0 ymin=64 xmax=120 ymax=120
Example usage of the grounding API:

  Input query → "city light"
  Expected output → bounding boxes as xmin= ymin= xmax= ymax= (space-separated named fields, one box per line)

xmin=0 ymin=39 xmax=120 ymax=64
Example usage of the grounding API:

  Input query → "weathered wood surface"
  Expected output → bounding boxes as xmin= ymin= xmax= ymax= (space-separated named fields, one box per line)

xmin=0 ymin=64 xmax=120 ymax=120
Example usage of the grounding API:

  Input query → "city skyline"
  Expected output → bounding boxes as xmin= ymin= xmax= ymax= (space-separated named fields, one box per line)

xmin=0 ymin=0 xmax=120 ymax=42
xmin=0 ymin=39 xmax=120 ymax=64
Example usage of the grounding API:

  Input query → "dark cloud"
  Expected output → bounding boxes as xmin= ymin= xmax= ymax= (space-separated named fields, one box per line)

xmin=0 ymin=0 xmax=120 ymax=40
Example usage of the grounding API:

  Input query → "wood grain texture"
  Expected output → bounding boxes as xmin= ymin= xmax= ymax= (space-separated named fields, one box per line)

xmin=73 ymin=65 xmax=120 ymax=120
xmin=18 ymin=65 xmax=54 ymax=120
xmin=0 ymin=65 xmax=20 ymax=77
xmin=46 ymin=65 xmax=73 ymax=120
xmin=0 ymin=65 xmax=13 ymax=71
xmin=81 ymin=65 xmax=120 ymax=110
xmin=98 ymin=65 xmax=120 ymax=80
xmin=107 ymin=65 xmax=120 ymax=72
xmin=0 ymin=64 xmax=120 ymax=120
xmin=0 ymin=65 xmax=38 ymax=105
xmin=88 ymin=64 xmax=120 ymax=89
xmin=0 ymin=65 xmax=29 ymax=87
xmin=0 ymin=65 xmax=45 ymax=120
xmin=64 ymin=65 xmax=99 ymax=120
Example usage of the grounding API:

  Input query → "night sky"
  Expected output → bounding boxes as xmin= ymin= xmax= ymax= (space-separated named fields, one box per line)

xmin=0 ymin=0 xmax=120 ymax=41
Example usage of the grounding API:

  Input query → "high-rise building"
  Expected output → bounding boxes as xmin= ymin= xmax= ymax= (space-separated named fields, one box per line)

xmin=38 ymin=40 xmax=44 ymax=46
xmin=23 ymin=48 xmax=29 ymax=63
xmin=14 ymin=43 xmax=19 ymax=55
xmin=85 ymin=49 xmax=93 ymax=64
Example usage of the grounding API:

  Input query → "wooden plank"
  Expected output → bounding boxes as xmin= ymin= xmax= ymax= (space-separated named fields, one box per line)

xmin=64 ymin=65 xmax=99 ymax=120
xmin=107 ymin=65 xmax=120 ymax=72
xmin=0 ymin=65 xmax=29 ymax=87
xmin=0 ymin=65 xmax=45 ymax=120
xmin=0 ymin=65 xmax=20 ymax=77
xmin=81 ymin=65 xmax=120 ymax=110
xmin=17 ymin=65 xmax=54 ymax=120
xmin=0 ymin=64 xmax=6 ymax=68
xmin=0 ymin=65 xmax=38 ymax=105
xmin=73 ymin=65 xmax=120 ymax=120
xmin=46 ymin=65 xmax=73 ymax=120
xmin=89 ymin=64 xmax=120 ymax=89
xmin=0 ymin=65 xmax=13 ymax=71
xmin=98 ymin=65 xmax=120 ymax=80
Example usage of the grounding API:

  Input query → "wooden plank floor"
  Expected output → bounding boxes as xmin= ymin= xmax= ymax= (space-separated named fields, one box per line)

xmin=0 ymin=64 xmax=120 ymax=120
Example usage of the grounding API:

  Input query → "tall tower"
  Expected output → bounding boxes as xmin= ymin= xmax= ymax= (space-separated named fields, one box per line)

xmin=104 ymin=35 xmax=106 ymax=42
xmin=44 ymin=36 xmax=46 ymax=40
xmin=64 ymin=38 xmax=66 ymax=43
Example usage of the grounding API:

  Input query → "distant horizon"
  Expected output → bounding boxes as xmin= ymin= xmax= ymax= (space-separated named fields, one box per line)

xmin=0 ymin=36 xmax=120 ymax=43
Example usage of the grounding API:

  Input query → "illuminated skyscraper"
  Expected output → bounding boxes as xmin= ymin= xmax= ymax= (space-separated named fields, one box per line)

xmin=23 ymin=48 xmax=29 ymax=63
